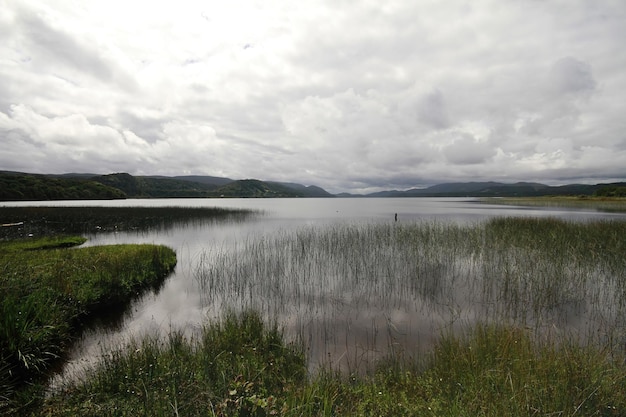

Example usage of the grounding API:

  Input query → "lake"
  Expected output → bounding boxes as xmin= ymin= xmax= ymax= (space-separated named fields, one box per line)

xmin=4 ymin=197 xmax=625 ymax=382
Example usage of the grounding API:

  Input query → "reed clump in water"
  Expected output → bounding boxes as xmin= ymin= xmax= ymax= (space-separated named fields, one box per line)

xmin=194 ymin=217 xmax=626 ymax=371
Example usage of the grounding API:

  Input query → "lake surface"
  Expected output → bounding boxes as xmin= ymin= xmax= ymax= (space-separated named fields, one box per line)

xmin=4 ymin=198 xmax=625 ymax=383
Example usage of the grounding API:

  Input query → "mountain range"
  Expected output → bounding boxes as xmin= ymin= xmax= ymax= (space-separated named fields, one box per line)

xmin=0 ymin=171 xmax=624 ymax=201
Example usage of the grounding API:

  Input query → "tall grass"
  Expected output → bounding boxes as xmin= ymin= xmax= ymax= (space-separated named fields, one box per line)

xmin=193 ymin=217 xmax=626 ymax=372
xmin=38 ymin=313 xmax=626 ymax=416
xmin=43 ymin=311 xmax=306 ymax=417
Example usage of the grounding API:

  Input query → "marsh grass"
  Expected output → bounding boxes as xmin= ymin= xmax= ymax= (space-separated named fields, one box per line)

xmin=0 ymin=237 xmax=176 ymax=414
xmin=193 ymin=217 xmax=626 ymax=372
xmin=43 ymin=311 xmax=306 ymax=417
xmin=38 ymin=313 xmax=626 ymax=416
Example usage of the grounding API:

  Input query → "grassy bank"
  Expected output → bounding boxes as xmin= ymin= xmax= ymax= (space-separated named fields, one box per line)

xmin=37 ymin=312 xmax=626 ymax=416
xmin=0 ymin=236 xmax=176 ymax=414
xmin=480 ymin=195 xmax=626 ymax=212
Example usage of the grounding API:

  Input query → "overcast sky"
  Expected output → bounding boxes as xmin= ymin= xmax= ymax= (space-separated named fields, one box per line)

xmin=1 ymin=0 xmax=625 ymax=193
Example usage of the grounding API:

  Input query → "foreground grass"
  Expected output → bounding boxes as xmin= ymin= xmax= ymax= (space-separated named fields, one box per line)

xmin=0 ymin=236 xmax=176 ymax=414
xmin=37 ymin=312 xmax=626 ymax=416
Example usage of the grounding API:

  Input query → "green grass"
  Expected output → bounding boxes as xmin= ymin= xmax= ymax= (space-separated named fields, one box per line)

xmin=35 ymin=313 xmax=626 ymax=416
xmin=40 ymin=311 xmax=306 ymax=417
xmin=0 ymin=236 xmax=177 ymax=414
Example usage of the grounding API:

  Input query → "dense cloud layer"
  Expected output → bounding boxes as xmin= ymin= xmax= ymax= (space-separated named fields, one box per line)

xmin=1 ymin=0 xmax=625 ymax=193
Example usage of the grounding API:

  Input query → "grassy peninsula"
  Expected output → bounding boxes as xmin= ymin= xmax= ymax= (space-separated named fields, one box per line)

xmin=0 ymin=236 xmax=176 ymax=414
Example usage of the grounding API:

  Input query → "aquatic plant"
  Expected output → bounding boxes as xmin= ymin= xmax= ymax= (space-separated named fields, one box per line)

xmin=193 ymin=218 xmax=626 ymax=372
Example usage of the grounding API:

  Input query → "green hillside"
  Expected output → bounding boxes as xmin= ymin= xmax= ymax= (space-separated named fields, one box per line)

xmin=93 ymin=173 xmax=218 ymax=198
xmin=0 ymin=172 xmax=126 ymax=201
xmin=210 ymin=179 xmax=308 ymax=198
xmin=0 ymin=172 xmax=329 ymax=200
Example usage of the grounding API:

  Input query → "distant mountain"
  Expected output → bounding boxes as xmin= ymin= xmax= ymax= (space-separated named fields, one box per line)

xmin=171 ymin=175 xmax=233 ymax=187
xmin=93 ymin=173 xmax=218 ymax=198
xmin=210 ymin=179 xmax=316 ymax=198
xmin=88 ymin=174 xmax=331 ymax=198
xmin=364 ymin=181 xmax=626 ymax=197
xmin=2 ymin=171 xmax=624 ymax=201
xmin=267 ymin=181 xmax=334 ymax=197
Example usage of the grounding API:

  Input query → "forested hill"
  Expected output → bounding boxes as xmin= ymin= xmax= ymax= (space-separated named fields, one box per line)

xmin=0 ymin=172 xmax=333 ymax=200
xmin=366 ymin=181 xmax=626 ymax=197
xmin=0 ymin=172 xmax=126 ymax=201
xmin=91 ymin=174 xmax=333 ymax=198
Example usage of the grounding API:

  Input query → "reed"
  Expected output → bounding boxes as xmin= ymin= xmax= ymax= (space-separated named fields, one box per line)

xmin=192 ymin=217 xmax=626 ymax=372
xmin=43 ymin=311 xmax=306 ymax=416
xmin=38 ymin=313 xmax=626 ymax=416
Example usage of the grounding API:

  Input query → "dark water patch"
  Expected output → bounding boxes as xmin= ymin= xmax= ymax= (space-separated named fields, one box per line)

xmin=0 ymin=206 xmax=256 ymax=240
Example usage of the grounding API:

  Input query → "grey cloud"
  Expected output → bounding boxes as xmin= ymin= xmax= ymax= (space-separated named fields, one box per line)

xmin=416 ymin=89 xmax=449 ymax=130
xmin=116 ymin=110 xmax=166 ymax=144
xmin=16 ymin=10 xmax=111 ymax=82
xmin=547 ymin=57 xmax=596 ymax=97
xmin=443 ymin=133 xmax=495 ymax=165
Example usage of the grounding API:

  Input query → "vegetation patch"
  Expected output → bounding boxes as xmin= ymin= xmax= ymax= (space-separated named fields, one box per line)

xmin=36 ymin=314 xmax=626 ymax=416
xmin=0 ymin=237 xmax=176 ymax=414
xmin=40 ymin=311 xmax=306 ymax=417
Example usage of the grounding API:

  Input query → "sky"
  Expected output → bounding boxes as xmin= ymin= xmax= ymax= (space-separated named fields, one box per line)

xmin=1 ymin=0 xmax=625 ymax=194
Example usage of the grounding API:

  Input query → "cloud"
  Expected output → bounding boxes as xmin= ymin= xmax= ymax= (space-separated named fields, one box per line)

xmin=547 ymin=57 xmax=596 ymax=97
xmin=443 ymin=133 xmax=495 ymax=165
xmin=0 ymin=0 xmax=624 ymax=193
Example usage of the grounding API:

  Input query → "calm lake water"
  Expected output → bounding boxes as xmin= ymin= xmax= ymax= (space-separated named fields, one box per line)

xmin=4 ymin=197 xmax=625 ymax=383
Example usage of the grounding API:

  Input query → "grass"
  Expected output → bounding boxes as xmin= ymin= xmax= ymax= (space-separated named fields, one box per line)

xmin=35 ymin=313 xmax=626 ymax=416
xmin=0 ymin=236 xmax=177 ymax=414
xmin=39 ymin=311 xmax=306 ymax=417
xmin=193 ymin=217 xmax=626 ymax=371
